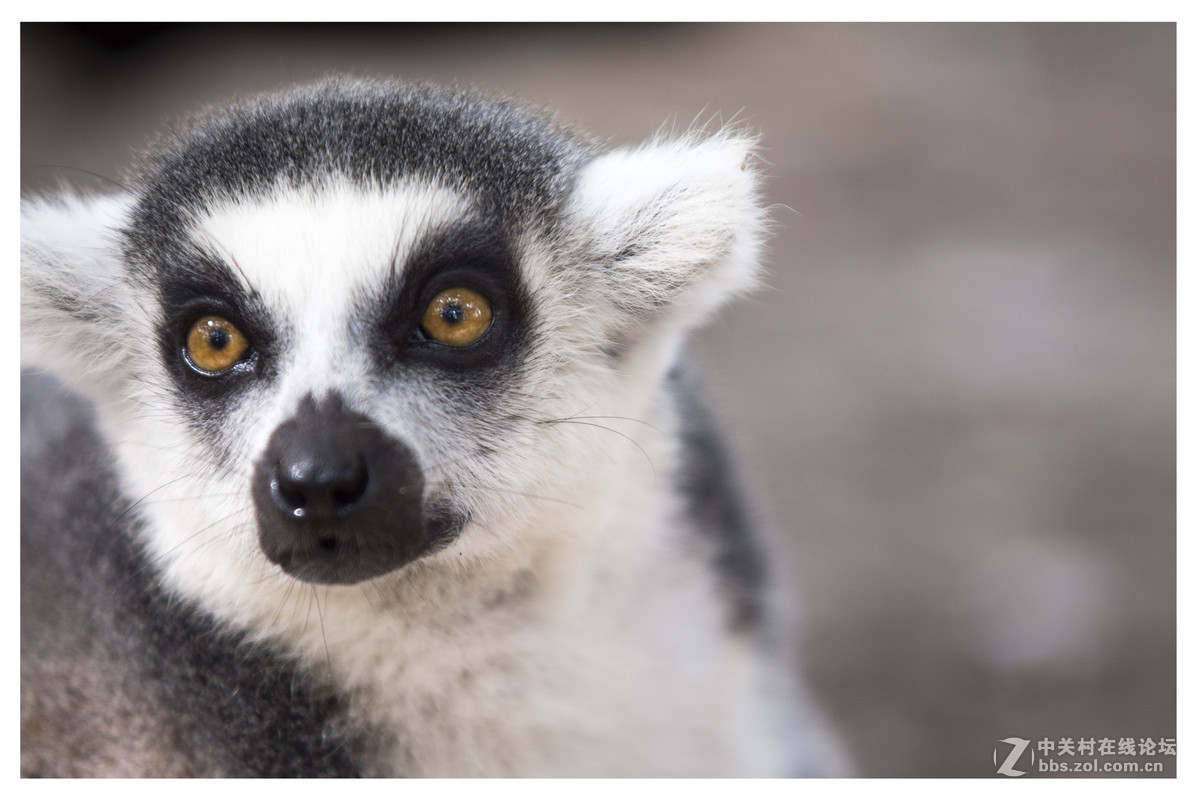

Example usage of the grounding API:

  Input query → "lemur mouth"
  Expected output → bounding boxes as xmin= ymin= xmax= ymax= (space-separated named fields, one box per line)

xmin=252 ymin=393 xmax=464 ymax=585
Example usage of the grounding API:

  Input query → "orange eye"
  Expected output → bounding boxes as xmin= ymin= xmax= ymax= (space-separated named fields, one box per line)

xmin=421 ymin=287 xmax=493 ymax=347
xmin=185 ymin=316 xmax=250 ymax=374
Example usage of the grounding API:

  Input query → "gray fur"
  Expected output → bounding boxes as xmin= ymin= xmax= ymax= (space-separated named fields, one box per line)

xmin=124 ymin=78 xmax=590 ymax=281
xmin=21 ymin=371 xmax=358 ymax=777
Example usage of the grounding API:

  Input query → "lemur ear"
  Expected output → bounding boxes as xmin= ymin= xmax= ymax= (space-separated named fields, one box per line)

xmin=562 ymin=131 xmax=766 ymax=348
xmin=21 ymin=194 xmax=141 ymax=401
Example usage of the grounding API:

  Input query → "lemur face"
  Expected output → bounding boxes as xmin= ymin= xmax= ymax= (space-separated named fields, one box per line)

xmin=174 ymin=190 xmax=512 ymax=582
xmin=23 ymin=80 xmax=763 ymax=590
xmin=150 ymin=180 xmax=540 ymax=584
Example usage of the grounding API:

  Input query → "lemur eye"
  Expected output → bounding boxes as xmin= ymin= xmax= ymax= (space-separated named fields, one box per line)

xmin=185 ymin=316 xmax=250 ymax=374
xmin=421 ymin=287 xmax=493 ymax=347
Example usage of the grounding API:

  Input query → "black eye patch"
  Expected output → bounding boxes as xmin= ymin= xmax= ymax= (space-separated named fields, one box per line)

xmin=156 ymin=250 xmax=279 ymax=395
xmin=365 ymin=219 xmax=532 ymax=375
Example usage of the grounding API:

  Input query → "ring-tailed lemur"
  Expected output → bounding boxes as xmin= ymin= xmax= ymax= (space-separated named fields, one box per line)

xmin=21 ymin=78 xmax=845 ymax=777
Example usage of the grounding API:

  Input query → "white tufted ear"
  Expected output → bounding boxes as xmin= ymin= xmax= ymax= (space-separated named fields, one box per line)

xmin=562 ymin=131 xmax=766 ymax=350
xmin=21 ymin=193 xmax=142 ymax=402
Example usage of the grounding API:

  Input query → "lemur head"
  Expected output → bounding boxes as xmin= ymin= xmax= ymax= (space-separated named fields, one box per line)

xmin=22 ymin=78 xmax=764 ymax=591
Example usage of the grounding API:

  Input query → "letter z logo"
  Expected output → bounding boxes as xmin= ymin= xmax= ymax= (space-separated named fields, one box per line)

xmin=994 ymin=737 xmax=1031 ymax=776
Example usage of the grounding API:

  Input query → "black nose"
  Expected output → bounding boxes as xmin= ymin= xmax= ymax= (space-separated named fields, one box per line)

xmin=270 ymin=454 xmax=369 ymax=521
xmin=252 ymin=394 xmax=442 ymax=585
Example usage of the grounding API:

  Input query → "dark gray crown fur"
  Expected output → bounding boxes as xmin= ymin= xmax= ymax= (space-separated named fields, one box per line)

xmin=128 ymin=79 xmax=591 ymax=266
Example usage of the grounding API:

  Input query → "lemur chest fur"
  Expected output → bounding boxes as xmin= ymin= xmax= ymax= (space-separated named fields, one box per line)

xmin=309 ymin=518 xmax=760 ymax=778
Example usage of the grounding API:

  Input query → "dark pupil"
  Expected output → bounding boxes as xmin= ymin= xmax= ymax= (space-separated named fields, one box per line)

xmin=441 ymin=303 xmax=464 ymax=325
xmin=207 ymin=329 xmax=230 ymax=350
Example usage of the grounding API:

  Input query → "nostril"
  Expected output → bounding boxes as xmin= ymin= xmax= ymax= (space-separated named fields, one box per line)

xmin=274 ymin=477 xmax=308 ymax=515
xmin=330 ymin=461 xmax=369 ymax=509
xmin=271 ymin=457 xmax=370 ymax=519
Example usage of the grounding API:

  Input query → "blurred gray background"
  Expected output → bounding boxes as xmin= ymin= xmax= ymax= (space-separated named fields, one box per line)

xmin=20 ymin=23 xmax=1175 ymax=777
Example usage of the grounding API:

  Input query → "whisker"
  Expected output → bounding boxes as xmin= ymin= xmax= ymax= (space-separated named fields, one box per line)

xmin=112 ymin=474 xmax=206 ymax=525
xmin=540 ymin=414 xmax=663 ymax=434
xmin=311 ymin=585 xmax=333 ymax=678
xmin=426 ymin=480 xmax=583 ymax=511
xmin=538 ymin=419 xmax=657 ymax=484
xmin=126 ymin=506 xmax=250 ymax=583
xmin=28 ymin=163 xmax=128 ymax=191
xmin=269 ymin=574 xmax=302 ymax=630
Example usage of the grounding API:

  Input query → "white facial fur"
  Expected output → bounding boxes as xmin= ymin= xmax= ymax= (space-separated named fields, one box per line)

xmin=188 ymin=177 xmax=474 ymax=469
